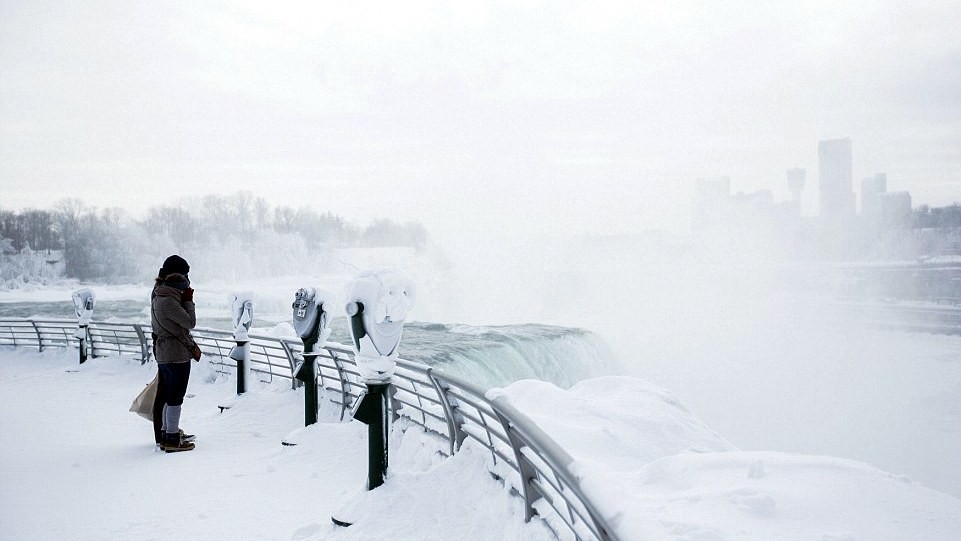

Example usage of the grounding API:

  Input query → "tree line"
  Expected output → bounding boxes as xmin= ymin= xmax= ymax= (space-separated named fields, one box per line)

xmin=1 ymin=192 xmax=428 ymax=283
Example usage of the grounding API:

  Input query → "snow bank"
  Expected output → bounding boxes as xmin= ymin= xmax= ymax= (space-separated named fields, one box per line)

xmin=493 ymin=377 xmax=737 ymax=469
xmin=493 ymin=376 xmax=961 ymax=541
xmin=0 ymin=350 xmax=552 ymax=541
xmin=588 ymin=451 xmax=961 ymax=541
xmin=1 ymin=350 xmax=959 ymax=541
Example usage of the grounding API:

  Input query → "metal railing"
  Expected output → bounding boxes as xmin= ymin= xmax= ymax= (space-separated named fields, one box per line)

xmin=0 ymin=318 xmax=77 ymax=351
xmin=89 ymin=321 xmax=151 ymax=360
xmin=0 ymin=317 xmax=616 ymax=541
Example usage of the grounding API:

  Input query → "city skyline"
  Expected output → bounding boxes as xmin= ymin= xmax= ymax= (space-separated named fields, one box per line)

xmin=702 ymin=135 xmax=957 ymax=224
xmin=2 ymin=1 xmax=959 ymax=239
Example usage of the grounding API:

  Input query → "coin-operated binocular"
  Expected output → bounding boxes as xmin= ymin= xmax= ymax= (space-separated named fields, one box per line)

xmin=71 ymin=289 xmax=95 ymax=364
xmin=228 ymin=292 xmax=254 ymax=395
xmin=345 ymin=268 xmax=414 ymax=488
xmin=291 ymin=287 xmax=333 ymax=426
xmin=345 ymin=268 xmax=415 ymax=384
xmin=332 ymin=268 xmax=415 ymax=528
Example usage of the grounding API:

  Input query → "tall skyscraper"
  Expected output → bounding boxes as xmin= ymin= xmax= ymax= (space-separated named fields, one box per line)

xmin=818 ymin=138 xmax=854 ymax=223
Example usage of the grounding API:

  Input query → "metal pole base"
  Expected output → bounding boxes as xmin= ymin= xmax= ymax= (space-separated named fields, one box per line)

xmin=331 ymin=383 xmax=391 ymax=527
xmin=294 ymin=355 xmax=318 ymax=426
xmin=353 ymin=382 xmax=390 ymax=490
xmin=331 ymin=517 xmax=352 ymax=528
xmin=330 ymin=487 xmax=372 ymax=528
xmin=230 ymin=341 xmax=250 ymax=395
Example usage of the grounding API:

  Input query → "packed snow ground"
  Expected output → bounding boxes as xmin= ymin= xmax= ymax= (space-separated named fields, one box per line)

xmin=3 ymin=277 xmax=961 ymax=498
xmin=2 ymin=349 xmax=959 ymax=541
xmin=6 ymin=279 xmax=959 ymax=498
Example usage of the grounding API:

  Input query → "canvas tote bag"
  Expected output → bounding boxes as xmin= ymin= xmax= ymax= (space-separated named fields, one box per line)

xmin=129 ymin=375 xmax=158 ymax=421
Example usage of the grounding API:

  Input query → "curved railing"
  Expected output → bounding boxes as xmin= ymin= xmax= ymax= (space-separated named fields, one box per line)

xmin=0 ymin=317 xmax=615 ymax=541
xmin=6 ymin=303 xmax=954 ymax=540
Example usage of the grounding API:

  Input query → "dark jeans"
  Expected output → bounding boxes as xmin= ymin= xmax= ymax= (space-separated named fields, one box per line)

xmin=152 ymin=362 xmax=191 ymax=442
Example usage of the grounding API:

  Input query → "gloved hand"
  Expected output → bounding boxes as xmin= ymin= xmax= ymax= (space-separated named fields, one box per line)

xmin=181 ymin=287 xmax=194 ymax=303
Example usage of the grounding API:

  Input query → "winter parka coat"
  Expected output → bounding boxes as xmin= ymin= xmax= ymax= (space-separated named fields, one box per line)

xmin=151 ymin=276 xmax=197 ymax=364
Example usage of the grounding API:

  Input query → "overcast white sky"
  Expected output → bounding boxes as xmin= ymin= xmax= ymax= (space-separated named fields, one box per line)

xmin=1 ymin=0 xmax=959 ymax=237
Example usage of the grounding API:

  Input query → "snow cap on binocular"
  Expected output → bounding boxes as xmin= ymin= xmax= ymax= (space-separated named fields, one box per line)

xmin=346 ymin=267 xmax=415 ymax=325
xmin=230 ymin=291 xmax=255 ymax=340
xmin=72 ymin=288 xmax=95 ymax=319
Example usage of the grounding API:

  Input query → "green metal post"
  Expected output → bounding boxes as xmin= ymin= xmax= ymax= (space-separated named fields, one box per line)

xmin=78 ymin=326 xmax=88 ymax=364
xmin=353 ymin=382 xmax=390 ymax=489
xmin=295 ymin=352 xmax=319 ymax=426
xmin=236 ymin=341 xmax=249 ymax=395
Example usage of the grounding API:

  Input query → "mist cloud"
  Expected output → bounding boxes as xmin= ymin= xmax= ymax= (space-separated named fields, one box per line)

xmin=2 ymin=0 xmax=959 ymax=237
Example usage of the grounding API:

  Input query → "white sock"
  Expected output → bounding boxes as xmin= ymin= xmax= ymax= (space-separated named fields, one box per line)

xmin=164 ymin=405 xmax=182 ymax=435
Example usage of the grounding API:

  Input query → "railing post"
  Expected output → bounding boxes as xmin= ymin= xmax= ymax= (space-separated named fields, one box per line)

xmin=427 ymin=371 xmax=466 ymax=456
xmin=492 ymin=408 xmax=542 ymax=522
xmin=3 ymin=322 xmax=17 ymax=348
xmin=133 ymin=324 xmax=149 ymax=364
xmin=387 ymin=381 xmax=401 ymax=423
xmin=31 ymin=320 xmax=42 ymax=352
xmin=491 ymin=396 xmax=617 ymax=541
xmin=280 ymin=340 xmax=300 ymax=390
xmin=330 ymin=351 xmax=351 ymax=421
xmin=263 ymin=344 xmax=276 ymax=383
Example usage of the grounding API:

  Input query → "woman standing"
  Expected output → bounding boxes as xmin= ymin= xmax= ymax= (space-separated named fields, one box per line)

xmin=151 ymin=255 xmax=198 ymax=453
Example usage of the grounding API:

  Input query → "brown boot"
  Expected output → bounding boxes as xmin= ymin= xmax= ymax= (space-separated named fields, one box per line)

xmin=162 ymin=432 xmax=195 ymax=453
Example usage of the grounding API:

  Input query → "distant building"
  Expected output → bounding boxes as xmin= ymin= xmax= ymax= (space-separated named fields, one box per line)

xmin=787 ymin=168 xmax=806 ymax=215
xmin=696 ymin=176 xmax=731 ymax=200
xmin=730 ymin=189 xmax=777 ymax=230
xmin=818 ymin=138 xmax=855 ymax=223
xmin=691 ymin=176 xmax=732 ymax=231
xmin=861 ymin=173 xmax=887 ymax=218
xmin=878 ymin=191 xmax=912 ymax=229
xmin=732 ymin=189 xmax=774 ymax=209
xmin=914 ymin=204 xmax=961 ymax=259
xmin=690 ymin=174 xmax=804 ymax=257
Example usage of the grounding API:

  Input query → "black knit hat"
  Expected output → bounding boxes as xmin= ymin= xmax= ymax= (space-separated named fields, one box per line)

xmin=160 ymin=255 xmax=190 ymax=277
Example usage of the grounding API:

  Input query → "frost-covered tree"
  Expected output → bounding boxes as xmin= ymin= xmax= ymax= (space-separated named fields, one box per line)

xmin=141 ymin=205 xmax=199 ymax=246
xmin=361 ymin=219 xmax=427 ymax=249
xmin=273 ymin=206 xmax=297 ymax=234
xmin=55 ymin=199 xmax=94 ymax=279
xmin=2 ymin=192 xmax=430 ymax=284
xmin=0 ymin=208 xmax=61 ymax=252
xmin=53 ymin=201 xmax=140 ymax=282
